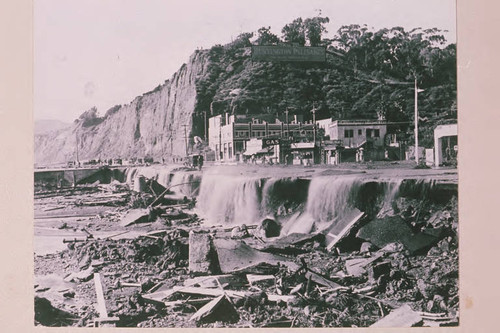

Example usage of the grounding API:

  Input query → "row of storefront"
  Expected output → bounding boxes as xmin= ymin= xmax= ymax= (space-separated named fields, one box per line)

xmin=206 ymin=113 xmax=457 ymax=166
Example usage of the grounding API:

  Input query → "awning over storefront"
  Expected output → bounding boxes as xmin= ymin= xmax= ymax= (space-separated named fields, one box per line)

xmin=290 ymin=142 xmax=315 ymax=150
xmin=243 ymin=146 xmax=274 ymax=156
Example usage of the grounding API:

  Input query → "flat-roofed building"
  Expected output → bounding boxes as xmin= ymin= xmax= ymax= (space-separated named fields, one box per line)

xmin=326 ymin=120 xmax=388 ymax=149
xmin=208 ymin=113 xmax=314 ymax=162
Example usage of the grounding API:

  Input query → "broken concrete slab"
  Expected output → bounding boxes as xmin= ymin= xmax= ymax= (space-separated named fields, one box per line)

xmin=212 ymin=238 xmax=299 ymax=274
xmin=190 ymin=294 xmax=239 ymax=324
xmin=188 ymin=231 xmax=221 ymax=275
xmin=356 ymin=216 xmax=414 ymax=249
xmin=133 ymin=176 xmax=147 ymax=193
xmin=325 ymin=208 xmax=365 ymax=251
xmin=370 ymin=304 xmax=423 ymax=327
xmin=120 ymin=208 xmax=151 ymax=227
xmin=402 ymin=227 xmax=445 ymax=255
xmin=404 ymin=232 xmax=441 ymax=255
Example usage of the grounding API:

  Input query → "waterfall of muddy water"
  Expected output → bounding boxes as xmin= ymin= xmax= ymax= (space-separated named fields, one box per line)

xmin=376 ymin=179 xmax=404 ymax=218
xmin=169 ymin=171 xmax=201 ymax=197
xmin=281 ymin=176 xmax=363 ymax=235
xmin=124 ymin=166 xmax=200 ymax=197
xmin=124 ymin=166 xmax=178 ymax=187
xmin=196 ymin=174 xmax=264 ymax=226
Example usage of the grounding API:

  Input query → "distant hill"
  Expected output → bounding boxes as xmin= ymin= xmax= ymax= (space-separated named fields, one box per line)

xmin=34 ymin=119 xmax=71 ymax=135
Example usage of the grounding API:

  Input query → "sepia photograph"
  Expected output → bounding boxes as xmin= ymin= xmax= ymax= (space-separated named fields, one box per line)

xmin=32 ymin=0 xmax=458 ymax=328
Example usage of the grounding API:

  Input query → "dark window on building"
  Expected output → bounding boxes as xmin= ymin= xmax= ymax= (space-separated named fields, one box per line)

xmin=358 ymin=129 xmax=362 ymax=136
xmin=374 ymin=129 xmax=380 ymax=137
xmin=344 ymin=129 xmax=354 ymax=138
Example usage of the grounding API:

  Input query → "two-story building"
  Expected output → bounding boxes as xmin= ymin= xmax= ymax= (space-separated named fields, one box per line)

xmin=325 ymin=120 xmax=388 ymax=149
xmin=208 ymin=113 xmax=315 ymax=162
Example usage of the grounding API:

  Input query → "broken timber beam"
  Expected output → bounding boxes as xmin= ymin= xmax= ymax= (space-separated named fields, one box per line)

xmin=93 ymin=273 xmax=118 ymax=327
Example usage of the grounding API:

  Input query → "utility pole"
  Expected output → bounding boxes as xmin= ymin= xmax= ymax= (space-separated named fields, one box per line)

xmin=284 ymin=108 xmax=289 ymax=138
xmin=414 ymin=78 xmax=419 ymax=164
xmin=219 ymin=117 xmax=223 ymax=161
xmin=311 ymin=103 xmax=317 ymax=164
xmin=203 ymin=111 xmax=207 ymax=142
xmin=75 ymin=131 xmax=79 ymax=167
xmin=182 ymin=124 xmax=189 ymax=157
xmin=414 ymin=78 xmax=424 ymax=164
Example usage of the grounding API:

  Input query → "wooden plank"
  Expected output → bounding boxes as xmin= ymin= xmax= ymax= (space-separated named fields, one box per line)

xmin=267 ymin=294 xmax=295 ymax=303
xmin=246 ymin=274 xmax=275 ymax=286
xmin=94 ymin=317 xmax=119 ymax=324
xmin=183 ymin=275 xmax=243 ymax=289
xmin=42 ymin=206 xmax=65 ymax=212
xmin=142 ymin=290 xmax=177 ymax=305
xmin=305 ymin=271 xmax=343 ymax=291
xmin=172 ymin=286 xmax=249 ymax=298
xmin=93 ymin=273 xmax=108 ymax=318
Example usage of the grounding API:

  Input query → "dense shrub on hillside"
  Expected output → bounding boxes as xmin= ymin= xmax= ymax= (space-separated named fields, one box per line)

xmin=194 ymin=16 xmax=456 ymax=148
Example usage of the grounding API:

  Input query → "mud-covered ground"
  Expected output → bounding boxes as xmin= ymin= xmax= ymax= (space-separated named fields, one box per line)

xmin=34 ymin=166 xmax=459 ymax=328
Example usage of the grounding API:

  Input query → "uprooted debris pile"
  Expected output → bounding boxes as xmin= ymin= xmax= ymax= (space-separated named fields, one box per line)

xmin=34 ymin=174 xmax=458 ymax=328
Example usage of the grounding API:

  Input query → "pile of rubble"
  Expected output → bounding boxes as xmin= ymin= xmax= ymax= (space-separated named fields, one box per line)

xmin=34 ymin=175 xmax=458 ymax=328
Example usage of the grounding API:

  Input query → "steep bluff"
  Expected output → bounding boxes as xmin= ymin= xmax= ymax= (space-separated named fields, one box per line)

xmin=35 ymin=50 xmax=210 ymax=165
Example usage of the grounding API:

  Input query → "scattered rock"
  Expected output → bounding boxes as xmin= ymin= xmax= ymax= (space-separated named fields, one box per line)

xmin=258 ymin=217 xmax=281 ymax=238
xmin=360 ymin=242 xmax=376 ymax=253
xmin=368 ymin=261 xmax=391 ymax=281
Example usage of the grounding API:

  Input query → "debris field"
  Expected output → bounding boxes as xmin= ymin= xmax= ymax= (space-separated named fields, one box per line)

xmin=34 ymin=173 xmax=459 ymax=328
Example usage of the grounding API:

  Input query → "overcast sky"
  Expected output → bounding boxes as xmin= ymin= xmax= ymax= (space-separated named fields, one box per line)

xmin=34 ymin=0 xmax=456 ymax=122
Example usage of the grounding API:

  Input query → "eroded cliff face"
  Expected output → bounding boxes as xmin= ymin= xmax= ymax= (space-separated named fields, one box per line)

xmin=35 ymin=50 xmax=210 ymax=165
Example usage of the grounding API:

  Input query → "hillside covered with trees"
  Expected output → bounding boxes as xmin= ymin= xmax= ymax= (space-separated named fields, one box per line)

xmin=193 ymin=15 xmax=456 ymax=148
